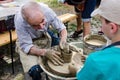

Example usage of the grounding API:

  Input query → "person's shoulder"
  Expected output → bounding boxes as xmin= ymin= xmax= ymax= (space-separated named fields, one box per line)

xmin=15 ymin=10 xmax=22 ymax=19
xmin=89 ymin=50 xmax=103 ymax=56
xmin=87 ymin=50 xmax=104 ymax=61
xmin=14 ymin=10 xmax=26 ymax=25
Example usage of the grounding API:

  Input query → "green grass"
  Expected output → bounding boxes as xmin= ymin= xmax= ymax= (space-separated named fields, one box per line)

xmin=36 ymin=0 xmax=70 ymax=8
xmin=36 ymin=0 xmax=59 ymax=6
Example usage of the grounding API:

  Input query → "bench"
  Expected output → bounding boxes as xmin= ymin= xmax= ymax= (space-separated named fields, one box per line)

xmin=0 ymin=13 xmax=77 ymax=74
xmin=0 ymin=30 xmax=17 ymax=47
xmin=58 ymin=13 xmax=77 ymax=29
xmin=58 ymin=13 xmax=77 ymax=23
xmin=49 ymin=13 xmax=77 ymax=30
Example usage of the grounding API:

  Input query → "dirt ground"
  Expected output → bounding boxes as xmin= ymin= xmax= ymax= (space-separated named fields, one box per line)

xmin=0 ymin=3 xmax=103 ymax=80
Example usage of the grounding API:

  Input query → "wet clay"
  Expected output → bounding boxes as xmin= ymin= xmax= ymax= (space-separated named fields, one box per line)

xmin=47 ymin=52 xmax=83 ymax=77
xmin=86 ymin=39 xmax=106 ymax=46
xmin=48 ymin=61 xmax=70 ymax=76
xmin=62 ymin=51 xmax=72 ymax=63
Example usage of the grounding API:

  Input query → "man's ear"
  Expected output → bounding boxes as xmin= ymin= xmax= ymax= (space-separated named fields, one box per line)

xmin=109 ymin=23 xmax=118 ymax=34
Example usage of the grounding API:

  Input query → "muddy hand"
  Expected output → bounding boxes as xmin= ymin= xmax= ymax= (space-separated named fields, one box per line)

xmin=45 ymin=49 xmax=64 ymax=65
xmin=76 ymin=3 xmax=85 ymax=12
xmin=69 ymin=62 xmax=82 ymax=76
xmin=59 ymin=41 xmax=69 ymax=53
xmin=59 ymin=41 xmax=65 ymax=50
xmin=68 ymin=63 xmax=78 ymax=76
xmin=81 ymin=54 xmax=87 ymax=63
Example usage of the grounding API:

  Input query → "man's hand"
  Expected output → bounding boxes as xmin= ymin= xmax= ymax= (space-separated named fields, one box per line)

xmin=76 ymin=3 xmax=85 ymax=11
xmin=59 ymin=41 xmax=69 ymax=53
xmin=68 ymin=63 xmax=78 ymax=76
xmin=81 ymin=54 xmax=87 ymax=63
xmin=45 ymin=49 xmax=64 ymax=66
xmin=68 ymin=62 xmax=82 ymax=76
xmin=59 ymin=40 xmax=65 ymax=50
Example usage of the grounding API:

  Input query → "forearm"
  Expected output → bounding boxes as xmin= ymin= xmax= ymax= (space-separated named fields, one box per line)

xmin=60 ymin=28 xmax=67 ymax=42
xmin=29 ymin=46 xmax=46 ymax=56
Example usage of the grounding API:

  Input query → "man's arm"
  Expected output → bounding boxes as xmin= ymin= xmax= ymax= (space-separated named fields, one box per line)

xmin=29 ymin=46 xmax=64 ymax=65
xmin=60 ymin=28 xmax=67 ymax=42
xmin=29 ymin=46 xmax=46 ymax=56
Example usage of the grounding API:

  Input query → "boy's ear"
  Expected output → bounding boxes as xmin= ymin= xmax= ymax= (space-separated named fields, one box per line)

xmin=109 ymin=23 xmax=118 ymax=34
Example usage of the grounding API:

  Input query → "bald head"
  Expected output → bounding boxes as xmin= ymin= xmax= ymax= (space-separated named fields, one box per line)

xmin=21 ymin=1 xmax=44 ymax=24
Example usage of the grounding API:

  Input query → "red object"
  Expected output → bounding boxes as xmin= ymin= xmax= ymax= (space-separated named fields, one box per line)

xmin=0 ymin=20 xmax=7 ymax=33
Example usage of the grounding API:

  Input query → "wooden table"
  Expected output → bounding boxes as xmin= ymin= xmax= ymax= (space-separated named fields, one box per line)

xmin=0 ymin=30 xmax=17 ymax=46
xmin=0 ymin=1 xmax=22 ymax=74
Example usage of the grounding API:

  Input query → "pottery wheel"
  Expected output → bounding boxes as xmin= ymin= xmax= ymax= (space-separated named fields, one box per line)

xmin=47 ymin=52 xmax=83 ymax=76
xmin=48 ymin=61 xmax=70 ymax=76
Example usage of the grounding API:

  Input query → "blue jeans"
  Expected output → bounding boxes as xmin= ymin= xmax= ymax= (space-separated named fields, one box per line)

xmin=28 ymin=65 xmax=43 ymax=80
xmin=47 ymin=30 xmax=60 ymax=46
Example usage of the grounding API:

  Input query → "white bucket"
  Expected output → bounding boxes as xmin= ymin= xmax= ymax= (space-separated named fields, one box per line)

xmin=84 ymin=34 xmax=107 ymax=55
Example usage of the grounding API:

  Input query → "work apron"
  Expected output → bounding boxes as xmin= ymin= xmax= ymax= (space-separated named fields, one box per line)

xmin=16 ymin=32 xmax=51 ymax=72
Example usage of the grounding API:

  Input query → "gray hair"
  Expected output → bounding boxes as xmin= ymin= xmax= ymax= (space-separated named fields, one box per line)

xmin=21 ymin=1 xmax=43 ymax=21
